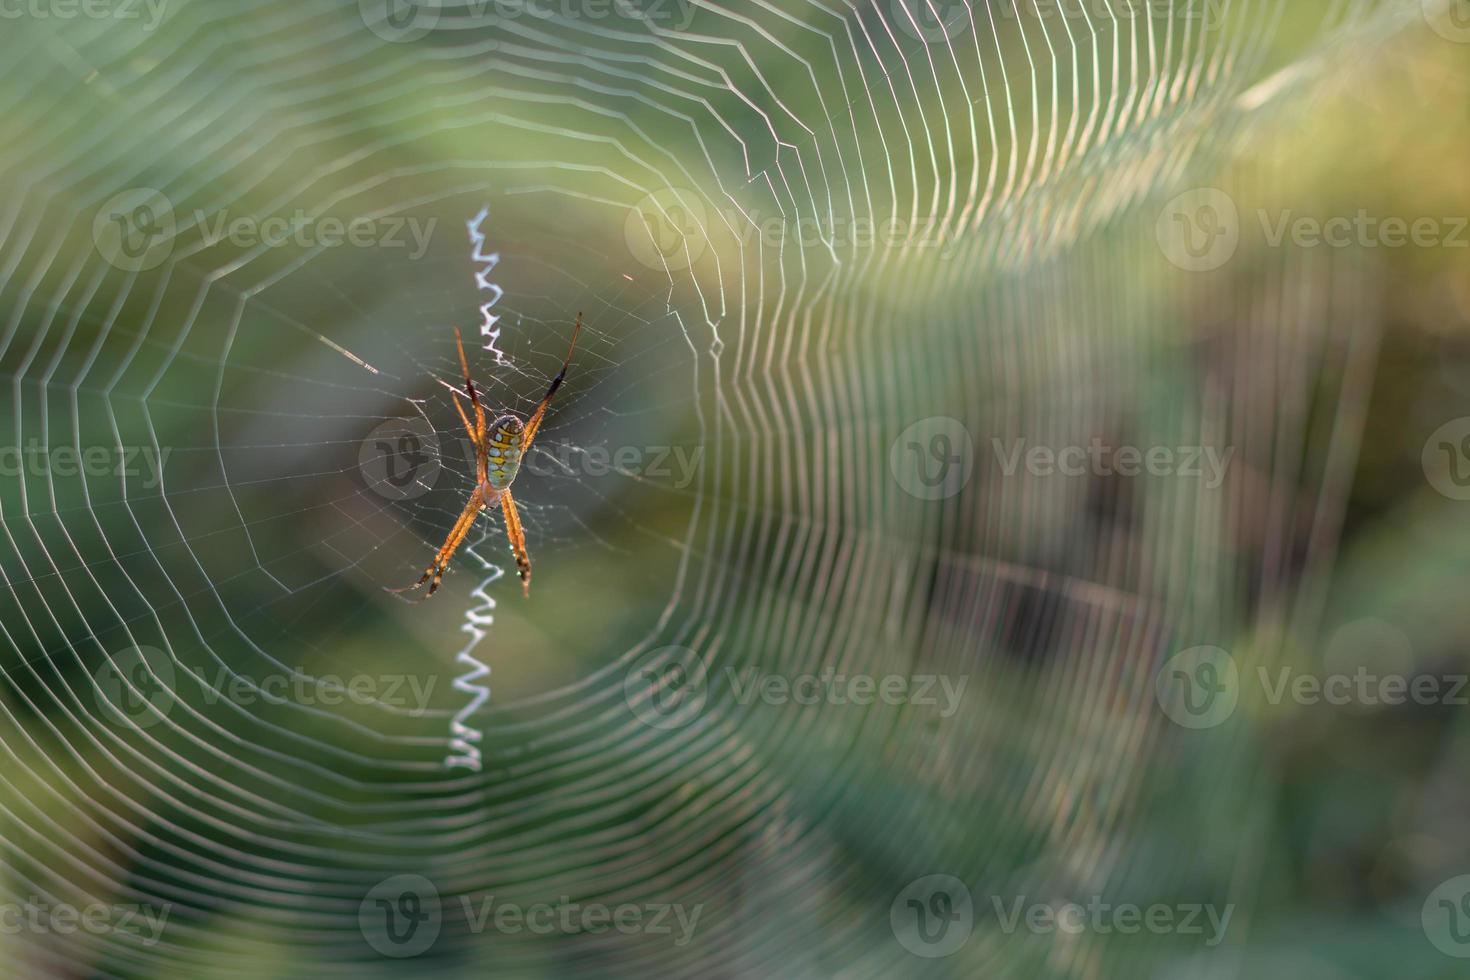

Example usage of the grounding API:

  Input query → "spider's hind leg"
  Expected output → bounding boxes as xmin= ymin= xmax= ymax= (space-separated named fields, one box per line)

xmin=386 ymin=485 xmax=487 ymax=600
xmin=498 ymin=487 xmax=532 ymax=597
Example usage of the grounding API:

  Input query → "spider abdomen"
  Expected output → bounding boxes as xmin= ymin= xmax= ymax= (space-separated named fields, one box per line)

xmin=486 ymin=415 xmax=526 ymax=490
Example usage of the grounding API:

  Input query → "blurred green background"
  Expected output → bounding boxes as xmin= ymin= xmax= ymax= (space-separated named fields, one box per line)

xmin=0 ymin=0 xmax=1468 ymax=977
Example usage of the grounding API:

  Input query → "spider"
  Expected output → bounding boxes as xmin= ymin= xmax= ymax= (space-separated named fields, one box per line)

xmin=391 ymin=313 xmax=583 ymax=600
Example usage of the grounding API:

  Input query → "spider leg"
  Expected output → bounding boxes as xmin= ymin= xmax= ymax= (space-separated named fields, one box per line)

xmin=498 ymin=487 xmax=532 ymax=597
xmin=388 ymin=484 xmax=486 ymax=600
xmin=453 ymin=327 xmax=490 ymax=484
xmin=451 ymin=394 xmax=477 ymax=445
xmin=454 ymin=327 xmax=488 ymax=443
xmin=520 ymin=312 xmax=583 ymax=452
xmin=450 ymin=395 xmax=489 ymax=486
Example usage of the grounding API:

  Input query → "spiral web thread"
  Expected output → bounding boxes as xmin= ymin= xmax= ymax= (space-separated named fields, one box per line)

xmin=438 ymin=207 xmax=507 ymax=773
xmin=465 ymin=205 xmax=512 ymax=367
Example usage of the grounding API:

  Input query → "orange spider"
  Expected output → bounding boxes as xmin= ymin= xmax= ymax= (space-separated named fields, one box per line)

xmin=392 ymin=313 xmax=583 ymax=599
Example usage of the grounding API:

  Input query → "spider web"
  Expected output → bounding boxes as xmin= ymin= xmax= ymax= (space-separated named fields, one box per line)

xmin=0 ymin=0 xmax=1450 ymax=976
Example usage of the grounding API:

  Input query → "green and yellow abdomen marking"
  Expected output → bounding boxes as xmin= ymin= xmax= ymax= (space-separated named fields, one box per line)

xmin=486 ymin=415 xmax=525 ymax=490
